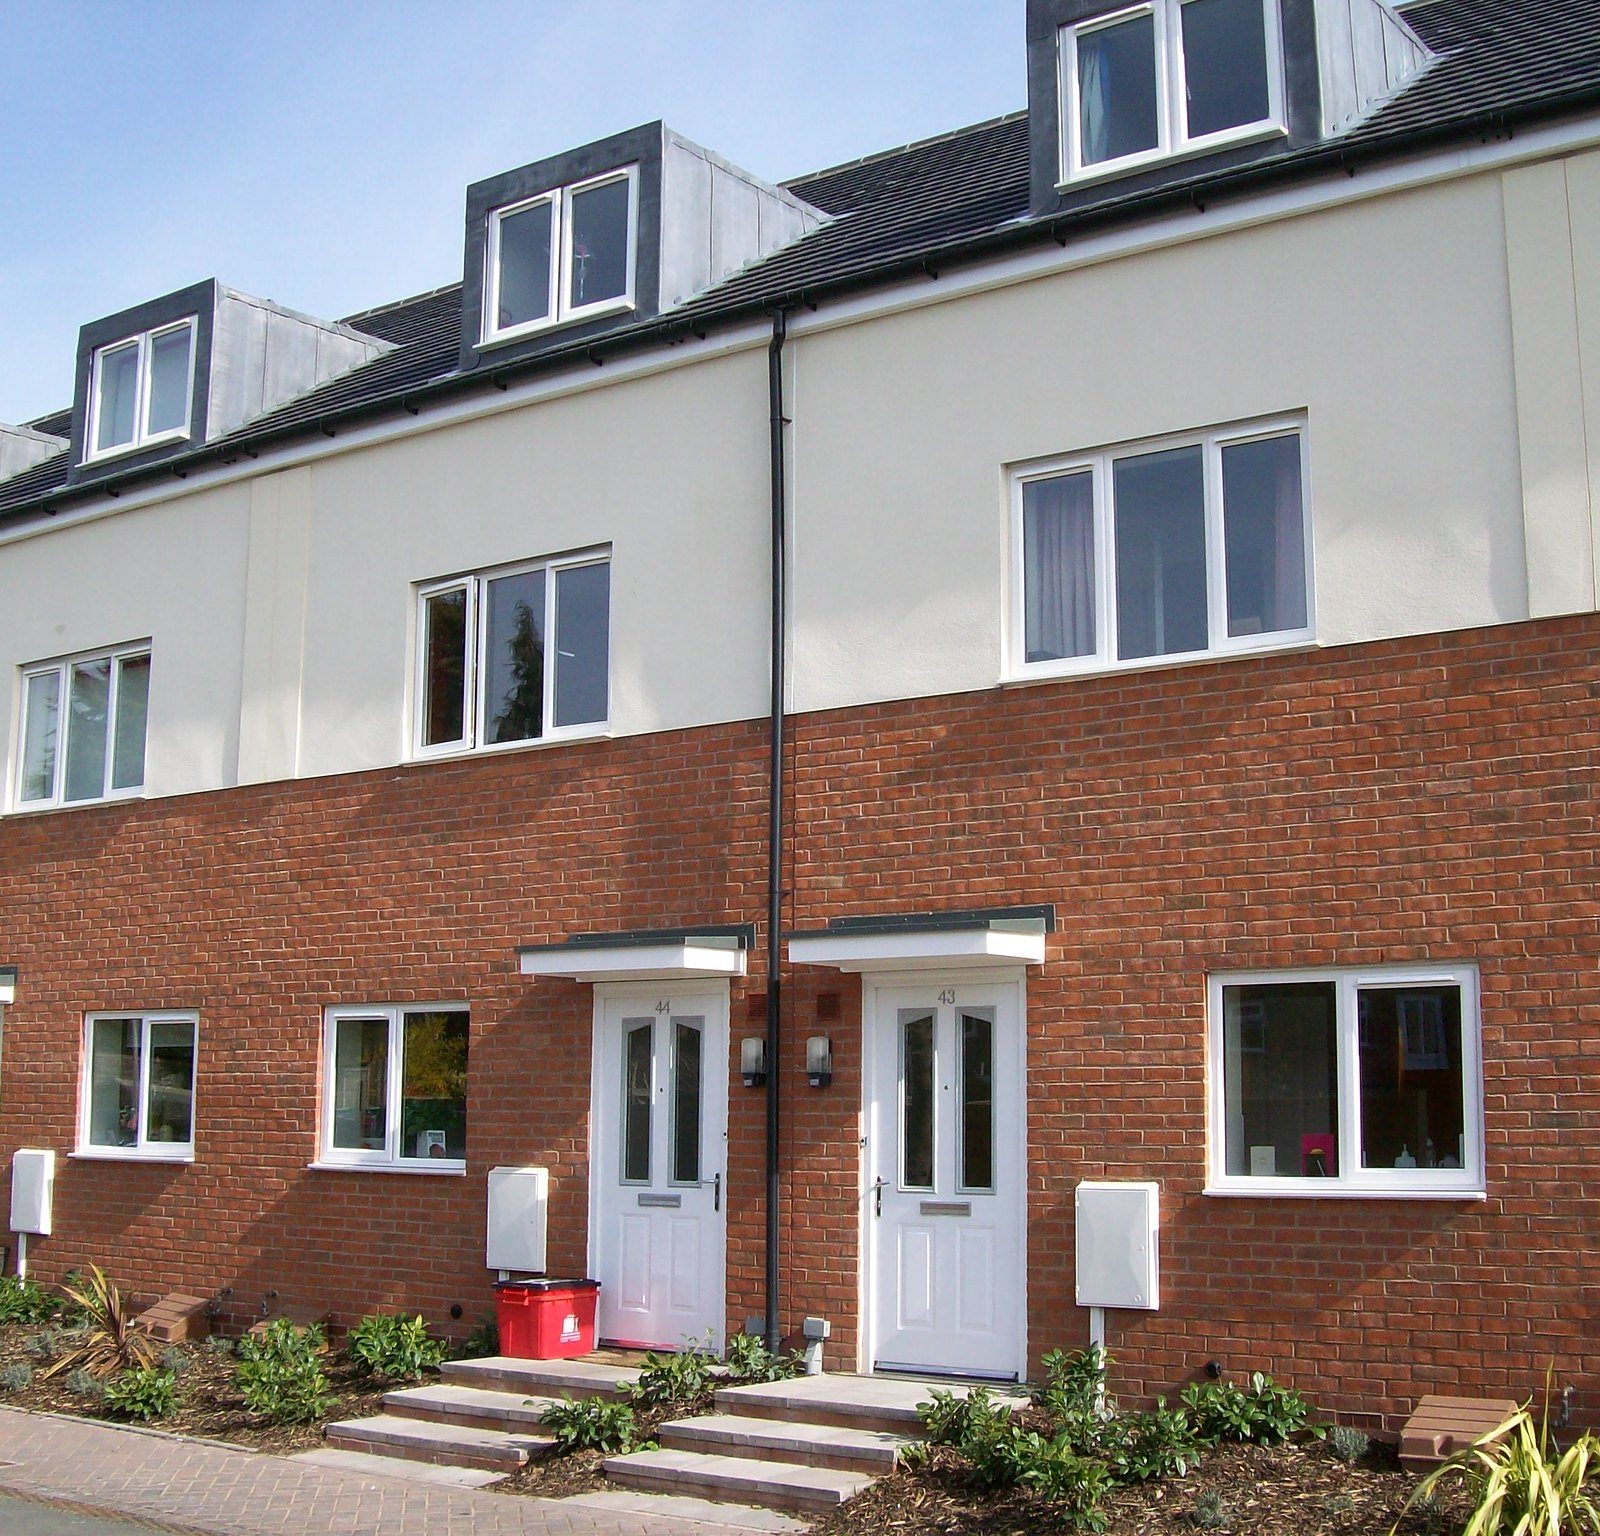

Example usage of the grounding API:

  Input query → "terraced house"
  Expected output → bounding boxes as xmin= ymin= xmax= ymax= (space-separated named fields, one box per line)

xmin=0 ymin=0 xmax=1595 ymax=1432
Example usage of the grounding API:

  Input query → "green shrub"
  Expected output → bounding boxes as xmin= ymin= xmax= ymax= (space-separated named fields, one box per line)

xmin=539 ymin=1395 xmax=648 ymax=1454
xmin=1036 ymin=1345 xmax=1111 ymax=1425
xmin=160 ymin=1345 xmax=192 ymax=1376
xmin=0 ymin=1362 xmax=31 ymax=1393
xmin=1112 ymin=1400 xmax=1204 ymax=1482
xmin=1397 ymin=1390 xmax=1600 ymax=1536
xmin=0 ymin=1276 xmax=58 ymax=1325
xmin=1181 ymin=1372 xmax=1316 ymax=1446
xmin=345 ymin=1313 xmax=445 ymax=1382
xmin=104 ymin=1365 xmax=177 ymax=1422
xmin=1190 ymin=1489 xmax=1233 ymax=1529
xmin=456 ymin=1318 xmax=498 ymax=1360
xmin=25 ymin=1329 xmax=58 ymax=1362
xmin=64 ymin=1367 xmax=105 ymax=1400
xmin=234 ymin=1319 xmax=331 ymax=1425
xmin=723 ymin=1332 xmax=803 ymax=1384
xmin=202 ymin=1335 xmax=235 ymax=1358
xmin=1327 ymin=1423 xmax=1370 ymax=1463
xmin=626 ymin=1343 xmax=716 ymax=1407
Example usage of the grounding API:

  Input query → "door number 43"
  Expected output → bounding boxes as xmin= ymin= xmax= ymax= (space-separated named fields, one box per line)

xmin=937 ymin=988 xmax=956 ymax=1005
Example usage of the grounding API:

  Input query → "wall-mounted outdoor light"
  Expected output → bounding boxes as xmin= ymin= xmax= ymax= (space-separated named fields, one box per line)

xmin=741 ymin=1036 xmax=767 ymax=1088
xmin=806 ymin=1035 xmax=833 ymax=1088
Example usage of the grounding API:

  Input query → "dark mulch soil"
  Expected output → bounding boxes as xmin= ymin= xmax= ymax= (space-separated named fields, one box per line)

xmin=0 ymin=1321 xmax=394 ymax=1453
xmin=807 ymin=1438 xmax=1465 ymax=1536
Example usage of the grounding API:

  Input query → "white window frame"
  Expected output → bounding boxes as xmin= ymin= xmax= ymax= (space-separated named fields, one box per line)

xmin=84 ymin=317 xmax=198 ymax=463
xmin=1206 ymin=965 xmax=1486 ymax=1199
xmin=481 ymin=166 xmax=640 ymax=347
xmin=15 ymin=641 xmax=152 ymax=811
xmin=412 ymin=550 xmax=611 ymax=760
xmin=1058 ymin=0 xmax=1287 ymax=186
xmin=317 ymin=1004 xmax=469 ymax=1174
xmin=76 ymin=1011 xmax=198 ymax=1163
xmin=1007 ymin=416 xmax=1314 ymax=682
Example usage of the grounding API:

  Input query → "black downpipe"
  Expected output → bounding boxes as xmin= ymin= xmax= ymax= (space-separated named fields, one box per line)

xmin=765 ymin=309 xmax=788 ymax=1351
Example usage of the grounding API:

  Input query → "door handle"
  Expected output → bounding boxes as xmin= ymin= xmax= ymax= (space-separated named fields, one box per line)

xmin=872 ymin=1177 xmax=887 ymax=1217
xmin=712 ymin=1172 xmax=721 ymax=1213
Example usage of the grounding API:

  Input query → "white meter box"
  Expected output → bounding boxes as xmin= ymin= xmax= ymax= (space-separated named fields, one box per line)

xmin=486 ymin=1165 xmax=548 ymax=1273
xmin=1075 ymin=1180 xmax=1159 ymax=1309
xmin=11 ymin=1149 xmax=55 ymax=1236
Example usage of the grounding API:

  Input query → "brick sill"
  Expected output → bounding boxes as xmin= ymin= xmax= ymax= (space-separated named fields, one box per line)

xmin=1204 ymin=1185 xmax=1486 ymax=1202
xmin=307 ymin=1161 xmax=467 ymax=1178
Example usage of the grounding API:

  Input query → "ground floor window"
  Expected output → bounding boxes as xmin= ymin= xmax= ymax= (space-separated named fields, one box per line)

xmin=1208 ymin=966 xmax=1483 ymax=1195
xmin=321 ymin=1005 xmax=468 ymax=1170
xmin=79 ymin=1012 xmax=197 ymax=1159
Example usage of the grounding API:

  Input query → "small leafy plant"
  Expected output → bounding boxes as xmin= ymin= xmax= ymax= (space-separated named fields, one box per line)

xmin=41 ymin=1267 xmax=157 ymax=1380
xmin=104 ymin=1365 xmax=177 ymax=1422
xmin=0 ymin=1362 xmax=32 ymax=1393
xmin=456 ymin=1317 xmax=499 ymax=1360
xmin=1190 ymin=1489 xmax=1233 ymax=1529
xmin=626 ymin=1342 xmax=717 ymax=1406
xmin=26 ymin=1329 xmax=58 ymax=1362
xmin=1327 ymin=1423 xmax=1370 ymax=1463
xmin=0 ymin=1275 xmax=58 ymax=1325
xmin=345 ymin=1313 xmax=445 ymax=1382
xmin=1397 ymin=1387 xmax=1600 ymax=1536
xmin=1181 ymin=1372 xmax=1316 ymax=1446
xmin=723 ymin=1331 xmax=804 ymax=1384
xmin=234 ymin=1319 xmax=331 ymax=1425
xmin=159 ymin=1344 xmax=192 ymax=1376
xmin=202 ymin=1335 xmax=235 ymax=1358
xmin=65 ymin=1367 xmax=105 ymax=1400
xmin=539 ymin=1395 xmax=649 ymax=1454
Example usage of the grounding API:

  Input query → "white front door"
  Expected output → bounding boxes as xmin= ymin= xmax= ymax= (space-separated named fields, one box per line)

xmin=591 ymin=987 xmax=728 ymax=1352
xmin=866 ymin=978 xmax=1026 ymax=1379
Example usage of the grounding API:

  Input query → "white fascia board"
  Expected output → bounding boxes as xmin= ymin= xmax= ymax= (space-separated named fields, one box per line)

xmin=0 ymin=968 xmax=14 ymax=1004
xmin=788 ymin=927 xmax=1046 ymax=973
xmin=519 ymin=941 xmax=748 ymax=983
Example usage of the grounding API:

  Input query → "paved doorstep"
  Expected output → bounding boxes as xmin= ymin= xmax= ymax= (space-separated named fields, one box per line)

xmin=0 ymin=1408 xmax=782 ymax=1536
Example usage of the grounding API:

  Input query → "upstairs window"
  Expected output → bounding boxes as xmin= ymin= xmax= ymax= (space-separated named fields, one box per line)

xmin=483 ymin=167 xmax=637 ymax=345
xmin=17 ymin=644 xmax=151 ymax=809
xmin=1061 ymin=0 xmax=1283 ymax=182
xmin=87 ymin=319 xmax=196 ymax=460
xmin=1012 ymin=420 xmax=1311 ymax=677
xmin=415 ymin=552 xmax=610 ymax=756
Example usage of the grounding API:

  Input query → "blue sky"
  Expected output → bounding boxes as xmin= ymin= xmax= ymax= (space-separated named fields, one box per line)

xmin=0 ymin=1 xmax=1024 ymax=426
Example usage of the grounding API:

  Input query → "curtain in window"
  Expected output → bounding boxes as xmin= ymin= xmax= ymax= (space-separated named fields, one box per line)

xmin=1081 ymin=41 xmax=1111 ymax=165
xmin=1023 ymin=472 xmax=1096 ymax=662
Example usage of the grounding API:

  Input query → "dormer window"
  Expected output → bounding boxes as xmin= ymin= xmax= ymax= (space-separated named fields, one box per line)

xmin=1060 ymin=0 xmax=1284 ymax=182
xmin=483 ymin=167 xmax=638 ymax=345
xmin=87 ymin=318 xmax=196 ymax=461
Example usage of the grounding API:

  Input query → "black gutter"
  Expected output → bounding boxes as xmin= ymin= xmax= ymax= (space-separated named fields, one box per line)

xmin=765 ymin=309 xmax=789 ymax=1352
xmin=11 ymin=85 xmax=1600 ymax=527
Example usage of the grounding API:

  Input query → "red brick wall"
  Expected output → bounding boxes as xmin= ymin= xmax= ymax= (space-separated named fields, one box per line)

xmin=1 ymin=615 xmax=1596 ymax=1430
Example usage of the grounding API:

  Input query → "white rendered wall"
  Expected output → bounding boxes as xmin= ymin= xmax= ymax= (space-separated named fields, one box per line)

xmin=787 ymin=172 xmax=1529 ymax=715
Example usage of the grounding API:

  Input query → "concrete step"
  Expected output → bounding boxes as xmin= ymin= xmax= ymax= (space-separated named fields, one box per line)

xmin=660 ymin=1412 xmax=907 ymax=1474
xmin=289 ymin=1446 xmax=507 ymax=1489
xmin=714 ymin=1372 xmax=1022 ymax=1435
xmin=324 ymin=1413 xmax=549 ymax=1472
xmin=603 ymin=1448 xmax=874 ymax=1515
xmin=440 ymin=1354 xmax=639 ymax=1400
xmin=382 ymin=1382 xmax=561 ymax=1432
xmin=563 ymin=1489 xmax=806 ymax=1533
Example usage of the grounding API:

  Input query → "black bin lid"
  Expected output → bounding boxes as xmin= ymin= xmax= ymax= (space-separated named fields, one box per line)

xmin=494 ymin=1277 xmax=601 ymax=1293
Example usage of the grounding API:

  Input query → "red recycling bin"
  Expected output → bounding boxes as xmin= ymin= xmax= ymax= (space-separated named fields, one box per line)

xmin=495 ymin=1278 xmax=601 ymax=1359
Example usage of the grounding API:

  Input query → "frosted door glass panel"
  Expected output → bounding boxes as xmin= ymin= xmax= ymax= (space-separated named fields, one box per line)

xmin=484 ymin=569 xmax=546 ymax=744
xmin=497 ymin=201 xmax=554 ymax=329
xmin=1078 ymin=14 xmax=1160 ymax=165
xmin=1222 ymin=435 xmax=1306 ymax=638
xmin=1357 ymin=986 xmax=1466 ymax=1171
xmin=332 ymin=1017 xmax=388 ymax=1151
xmin=89 ymin=1018 xmax=140 ymax=1148
xmin=1222 ymin=982 xmax=1337 ymax=1176
xmin=1181 ymin=0 xmax=1271 ymax=138
xmin=146 ymin=328 xmax=192 ymax=435
xmin=147 ymin=1021 xmax=195 ymax=1147
xmin=1023 ymin=472 xmax=1096 ymax=661
xmin=568 ymin=178 xmax=630 ymax=307
xmin=553 ymin=562 xmax=609 ymax=727
xmin=622 ymin=1021 xmax=652 ymax=1183
xmin=111 ymin=654 xmax=150 ymax=791
xmin=671 ymin=1019 xmax=703 ymax=1186
xmin=95 ymin=344 xmax=139 ymax=451
xmin=1114 ymin=446 xmax=1208 ymax=659
xmin=421 ymin=588 xmax=468 ymax=747
xmin=20 ymin=670 xmax=60 ymax=803
xmin=402 ymin=1010 xmax=469 ymax=1160
xmin=959 ymin=1010 xmax=995 ymax=1193
xmin=900 ymin=1010 xmax=936 ymax=1190
xmin=64 ymin=659 xmax=111 ymax=803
